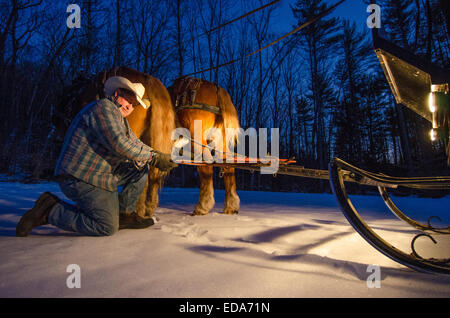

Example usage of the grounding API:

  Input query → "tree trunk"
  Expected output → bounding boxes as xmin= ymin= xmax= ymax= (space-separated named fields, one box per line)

xmin=113 ymin=0 xmax=122 ymax=66
xmin=438 ymin=0 xmax=450 ymax=38
xmin=176 ymin=0 xmax=184 ymax=77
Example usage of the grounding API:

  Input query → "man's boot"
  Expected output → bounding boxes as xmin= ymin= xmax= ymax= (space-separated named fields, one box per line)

xmin=16 ymin=192 xmax=60 ymax=237
xmin=119 ymin=212 xmax=155 ymax=230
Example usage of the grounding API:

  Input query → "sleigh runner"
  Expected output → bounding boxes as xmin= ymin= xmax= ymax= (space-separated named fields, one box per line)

xmin=328 ymin=28 xmax=450 ymax=274
xmin=175 ymin=149 xmax=450 ymax=274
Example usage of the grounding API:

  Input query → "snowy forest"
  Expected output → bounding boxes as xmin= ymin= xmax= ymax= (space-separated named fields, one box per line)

xmin=0 ymin=0 xmax=449 ymax=193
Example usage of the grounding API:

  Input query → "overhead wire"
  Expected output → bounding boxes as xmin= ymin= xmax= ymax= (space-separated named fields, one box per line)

xmin=183 ymin=0 xmax=347 ymax=77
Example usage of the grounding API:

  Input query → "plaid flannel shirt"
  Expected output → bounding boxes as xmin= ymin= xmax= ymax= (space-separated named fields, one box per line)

xmin=55 ymin=97 xmax=154 ymax=191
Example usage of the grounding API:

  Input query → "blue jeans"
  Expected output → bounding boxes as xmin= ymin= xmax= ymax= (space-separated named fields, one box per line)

xmin=48 ymin=162 xmax=148 ymax=236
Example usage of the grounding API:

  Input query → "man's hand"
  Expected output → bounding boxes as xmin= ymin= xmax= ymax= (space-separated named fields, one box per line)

xmin=149 ymin=150 xmax=178 ymax=172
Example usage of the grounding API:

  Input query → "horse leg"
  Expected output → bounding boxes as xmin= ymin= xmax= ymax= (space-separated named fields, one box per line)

xmin=193 ymin=165 xmax=215 ymax=215
xmin=223 ymin=167 xmax=240 ymax=214
xmin=136 ymin=167 xmax=160 ymax=217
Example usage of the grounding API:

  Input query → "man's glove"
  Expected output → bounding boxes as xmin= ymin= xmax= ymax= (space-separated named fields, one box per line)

xmin=149 ymin=150 xmax=178 ymax=172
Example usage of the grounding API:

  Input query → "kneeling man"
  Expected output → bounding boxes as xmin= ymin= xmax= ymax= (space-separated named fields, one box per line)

xmin=16 ymin=76 xmax=177 ymax=237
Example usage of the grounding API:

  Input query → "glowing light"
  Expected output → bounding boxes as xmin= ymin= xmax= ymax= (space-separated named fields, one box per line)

xmin=429 ymin=93 xmax=436 ymax=113
xmin=430 ymin=129 xmax=437 ymax=141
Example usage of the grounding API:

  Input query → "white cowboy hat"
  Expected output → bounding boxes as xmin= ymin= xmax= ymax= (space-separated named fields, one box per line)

xmin=104 ymin=76 xmax=149 ymax=109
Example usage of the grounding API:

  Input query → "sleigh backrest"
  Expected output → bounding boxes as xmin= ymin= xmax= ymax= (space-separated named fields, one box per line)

xmin=372 ymin=29 xmax=449 ymax=123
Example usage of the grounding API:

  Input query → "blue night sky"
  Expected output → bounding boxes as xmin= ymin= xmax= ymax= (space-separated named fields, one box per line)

xmin=273 ymin=0 xmax=369 ymax=34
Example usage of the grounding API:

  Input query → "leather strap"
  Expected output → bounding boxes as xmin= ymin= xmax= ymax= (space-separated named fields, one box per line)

xmin=176 ymin=102 xmax=222 ymax=115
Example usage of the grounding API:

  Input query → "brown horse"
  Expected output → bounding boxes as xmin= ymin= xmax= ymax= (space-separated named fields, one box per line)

xmin=54 ymin=68 xmax=241 ymax=216
xmin=53 ymin=66 xmax=176 ymax=217
xmin=170 ymin=76 xmax=241 ymax=215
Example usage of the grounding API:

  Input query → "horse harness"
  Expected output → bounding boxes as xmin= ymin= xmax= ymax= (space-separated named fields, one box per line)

xmin=172 ymin=77 xmax=222 ymax=116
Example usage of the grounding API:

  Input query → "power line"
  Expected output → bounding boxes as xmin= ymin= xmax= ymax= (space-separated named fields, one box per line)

xmin=183 ymin=0 xmax=347 ymax=77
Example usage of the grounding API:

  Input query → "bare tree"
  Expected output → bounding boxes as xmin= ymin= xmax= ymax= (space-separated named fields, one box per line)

xmin=128 ymin=0 xmax=173 ymax=81
xmin=246 ymin=0 xmax=277 ymax=129
xmin=281 ymin=47 xmax=302 ymax=157
xmin=113 ymin=0 xmax=124 ymax=67
xmin=292 ymin=0 xmax=339 ymax=172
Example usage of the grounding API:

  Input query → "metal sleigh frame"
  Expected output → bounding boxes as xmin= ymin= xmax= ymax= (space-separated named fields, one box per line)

xmin=180 ymin=29 xmax=450 ymax=275
xmin=329 ymin=158 xmax=450 ymax=275
xmin=325 ymin=28 xmax=450 ymax=274
xmin=186 ymin=155 xmax=450 ymax=274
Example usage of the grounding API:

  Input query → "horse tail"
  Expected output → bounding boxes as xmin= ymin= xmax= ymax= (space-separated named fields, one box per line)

xmin=217 ymin=87 xmax=241 ymax=151
xmin=147 ymin=76 xmax=176 ymax=155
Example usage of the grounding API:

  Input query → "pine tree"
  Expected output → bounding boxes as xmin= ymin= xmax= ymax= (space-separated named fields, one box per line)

xmin=295 ymin=96 xmax=313 ymax=160
xmin=291 ymin=0 xmax=340 ymax=170
xmin=333 ymin=21 xmax=368 ymax=164
xmin=379 ymin=0 xmax=449 ymax=173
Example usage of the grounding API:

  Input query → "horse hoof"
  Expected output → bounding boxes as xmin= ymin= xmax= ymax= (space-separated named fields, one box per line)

xmin=224 ymin=210 xmax=239 ymax=215
xmin=191 ymin=210 xmax=208 ymax=216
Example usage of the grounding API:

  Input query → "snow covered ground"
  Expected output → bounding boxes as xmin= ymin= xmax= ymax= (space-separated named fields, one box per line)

xmin=0 ymin=181 xmax=449 ymax=298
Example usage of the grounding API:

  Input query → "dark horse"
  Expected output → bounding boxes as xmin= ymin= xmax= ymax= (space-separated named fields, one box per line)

xmin=54 ymin=67 xmax=241 ymax=216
